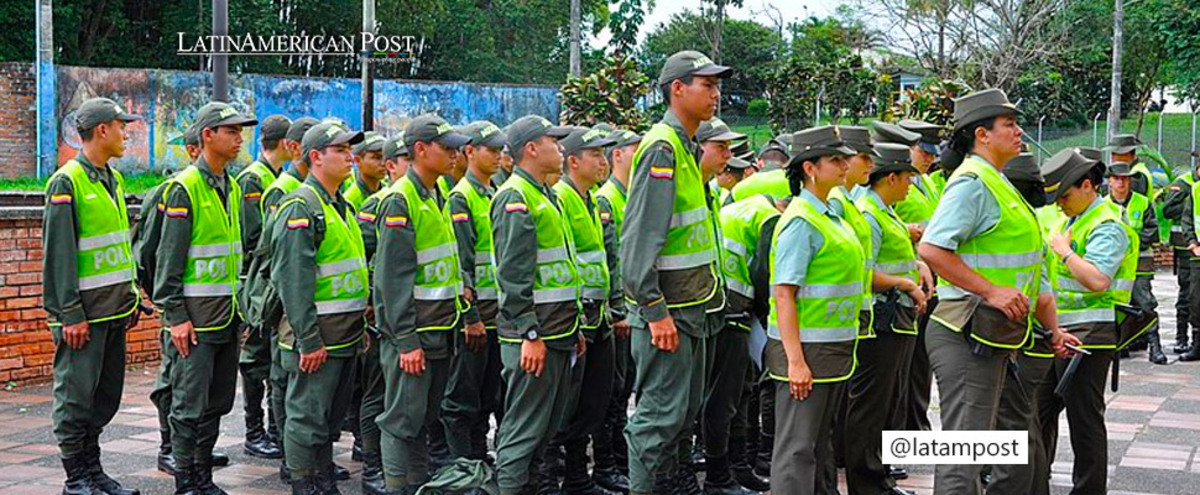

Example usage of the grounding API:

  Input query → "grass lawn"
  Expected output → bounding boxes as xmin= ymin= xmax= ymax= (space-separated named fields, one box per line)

xmin=1039 ymin=113 xmax=1197 ymax=174
xmin=0 ymin=173 xmax=168 ymax=195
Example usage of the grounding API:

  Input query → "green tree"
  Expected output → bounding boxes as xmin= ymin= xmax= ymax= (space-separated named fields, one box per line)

xmin=559 ymin=56 xmax=650 ymax=130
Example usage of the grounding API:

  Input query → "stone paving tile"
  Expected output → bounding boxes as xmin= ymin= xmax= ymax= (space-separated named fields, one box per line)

xmin=1109 ymin=395 xmax=1167 ymax=412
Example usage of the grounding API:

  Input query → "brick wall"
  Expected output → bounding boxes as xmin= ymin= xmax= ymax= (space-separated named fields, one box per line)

xmin=0 ymin=211 xmax=161 ymax=388
xmin=0 ymin=63 xmax=36 ymax=179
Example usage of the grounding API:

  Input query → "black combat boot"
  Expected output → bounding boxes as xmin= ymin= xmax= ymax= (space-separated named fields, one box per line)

xmin=86 ymin=446 xmax=140 ymax=495
xmin=62 ymin=456 xmax=102 ymax=495
xmin=1148 ymin=329 xmax=1168 ymax=364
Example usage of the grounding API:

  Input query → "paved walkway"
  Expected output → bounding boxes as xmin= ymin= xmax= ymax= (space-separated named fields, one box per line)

xmin=0 ymin=273 xmax=1198 ymax=494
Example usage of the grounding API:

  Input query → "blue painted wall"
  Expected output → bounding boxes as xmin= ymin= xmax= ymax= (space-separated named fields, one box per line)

xmin=47 ymin=66 xmax=560 ymax=176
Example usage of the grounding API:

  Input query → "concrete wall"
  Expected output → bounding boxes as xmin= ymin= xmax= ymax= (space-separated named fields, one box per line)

xmin=1 ymin=62 xmax=560 ymax=178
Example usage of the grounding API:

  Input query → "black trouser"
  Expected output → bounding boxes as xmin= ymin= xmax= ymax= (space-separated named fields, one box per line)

xmin=904 ymin=300 xmax=935 ymax=431
xmin=558 ymin=332 xmax=616 ymax=486
xmin=702 ymin=326 xmax=752 ymax=461
xmin=1176 ymin=250 xmax=1192 ymax=343
xmin=593 ymin=332 xmax=633 ymax=475
xmin=442 ymin=328 xmax=504 ymax=460
xmin=845 ymin=331 xmax=918 ymax=494
xmin=1037 ymin=349 xmax=1113 ymax=495
xmin=1188 ymin=256 xmax=1200 ymax=334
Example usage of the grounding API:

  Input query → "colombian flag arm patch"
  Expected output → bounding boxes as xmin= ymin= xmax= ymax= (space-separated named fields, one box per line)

xmin=357 ymin=211 xmax=377 ymax=223
xmin=244 ymin=191 xmax=262 ymax=201
xmin=286 ymin=217 xmax=311 ymax=230
xmin=165 ymin=207 xmax=189 ymax=218
xmin=49 ymin=194 xmax=73 ymax=205
xmin=451 ymin=212 xmax=470 ymax=222
xmin=384 ymin=216 xmax=408 ymax=228
xmin=649 ymin=166 xmax=674 ymax=179
xmin=505 ymin=202 xmax=528 ymax=213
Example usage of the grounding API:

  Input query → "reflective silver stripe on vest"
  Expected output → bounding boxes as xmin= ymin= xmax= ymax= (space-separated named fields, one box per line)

xmin=537 ymin=246 xmax=570 ymax=263
xmin=582 ymin=287 xmax=607 ymax=300
xmin=316 ymin=297 xmax=368 ymax=315
xmin=188 ymin=242 xmax=243 ymax=258
xmin=533 ymin=287 xmax=577 ymax=304
xmin=770 ymin=323 xmax=859 ymax=344
xmin=669 ymin=206 xmax=709 ymax=229
xmin=726 ymin=278 xmax=754 ymax=299
xmin=1171 ymin=225 xmax=1185 ymax=233
xmin=413 ymin=285 xmax=458 ymax=301
xmin=416 ymin=243 xmax=456 ymax=264
xmin=78 ymin=270 xmax=134 ymax=291
xmin=938 ymin=286 xmax=969 ymax=299
xmin=476 ymin=287 xmax=499 ymax=301
xmin=182 ymin=283 xmax=235 ymax=297
xmin=577 ymin=251 xmax=605 ymax=264
xmin=1114 ymin=278 xmax=1135 ymax=292
xmin=874 ymin=260 xmax=917 ymax=275
xmin=722 ymin=237 xmax=748 ymax=258
xmin=1058 ymin=307 xmax=1115 ymax=326
xmin=960 ymin=251 xmax=1044 ymax=269
xmin=654 ymin=250 xmax=714 ymax=270
xmin=799 ymin=282 xmax=863 ymax=299
xmin=78 ymin=230 xmax=130 ymax=251
xmin=317 ymin=258 xmax=366 ymax=278
xmin=476 ymin=252 xmax=494 ymax=264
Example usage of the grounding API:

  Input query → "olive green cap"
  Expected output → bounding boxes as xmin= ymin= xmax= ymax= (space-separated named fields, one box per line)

xmin=74 ymin=97 xmax=142 ymax=132
xmin=657 ymin=50 xmax=733 ymax=86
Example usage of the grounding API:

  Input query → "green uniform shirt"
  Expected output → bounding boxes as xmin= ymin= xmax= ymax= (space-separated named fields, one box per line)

xmin=448 ymin=170 xmax=497 ymax=326
xmin=43 ymin=153 xmax=122 ymax=326
xmin=619 ymin=110 xmax=708 ymax=335
xmin=270 ymin=175 xmax=364 ymax=358
xmin=491 ymin=166 xmax=578 ymax=351
xmin=153 ymin=156 xmax=237 ymax=341
xmin=372 ymin=169 xmax=456 ymax=359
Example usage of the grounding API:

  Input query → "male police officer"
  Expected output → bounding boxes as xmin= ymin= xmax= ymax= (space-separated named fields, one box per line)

xmin=443 ymin=121 xmax=509 ymax=464
xmin=593 ymin=129 xmax=641 ymax=492
xmin=236 ymin=114 xmax=292 ymax=460
xmin=271 ymin=121 xmax=368 ymax=494
xmin=490 ymin=115 xmax=581 ymax=494
xmin=45 ymin=97 xmax=144 ymax=495
xmin=345 ymin=132 xmax=389 ymax=209
xmin=621 ymin=50 xmax=731 ymax=494
xmin=373 ymin=115 xmax=471 ymax=493
xmin=155 ymin=101 xmax=258 ymax=493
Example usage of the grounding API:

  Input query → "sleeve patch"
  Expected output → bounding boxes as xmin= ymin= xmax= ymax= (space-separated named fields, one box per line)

xmin=357 ymin=211 xmax=377 ymax=223
xmin=286 ymin=217 xmax=311 ymax=230
xmin=49 ymin=194 xmax=72 ymax=205
xmin=649 ymin=166 xmax=675 ymax=179
xmin=384 ymin=216 xmax=408 ymax=228
xmin=600 ymin=211 xmax=612 ymax=222
xmin=505 ymin=202 xmax=528 ymax=213
xmin=451 ymin=212 xmax=471 ymax=222
xmin=244 ymin=192 xmax=262 ymax=201
xmin=165 ymin=207 xmax=189 ymax=218
xmin=156 ymin=202 xmax=166 ymax=212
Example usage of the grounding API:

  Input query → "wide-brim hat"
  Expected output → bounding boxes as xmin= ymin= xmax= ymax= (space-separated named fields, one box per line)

xmin=952 ymin=89 xmax=1021 ymax=133
xmin=1041 ymin=148 xmax=1104 ymax=203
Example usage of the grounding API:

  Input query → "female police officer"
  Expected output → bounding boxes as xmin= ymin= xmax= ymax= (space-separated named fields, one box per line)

xmin=916 ymin=89 xmax=1078 ymax=495
xmin=764 ymin=125 xmax=863 ymax=495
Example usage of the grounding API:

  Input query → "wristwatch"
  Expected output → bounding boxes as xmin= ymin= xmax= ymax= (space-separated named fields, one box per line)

xmin=524 ymin=329 xmax=540 ymax=341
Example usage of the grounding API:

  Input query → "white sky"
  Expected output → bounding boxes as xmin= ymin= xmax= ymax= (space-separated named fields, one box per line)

xmin=591 ymin=0 xmax=839 ymax=48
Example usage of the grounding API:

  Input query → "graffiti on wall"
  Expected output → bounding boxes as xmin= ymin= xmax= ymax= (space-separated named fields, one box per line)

xmin=48 ymin=66 xmax=560 ymax=176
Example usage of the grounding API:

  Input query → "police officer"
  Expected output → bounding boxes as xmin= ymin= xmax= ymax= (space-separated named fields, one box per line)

xmin=1039 ymin=148 xmax=1136 ymax=494
xmin=236 ymin=114 xmax=292 ymax=460
xmin=1104 ymin=134 xmax=1154 ymax=197
xmin=621 ymin=50 xmax=731 ymax=495
xmin=345 ymin=131 xmax=389 ymax=210
xmin=270 ymin=121 xmax=368 ymax=493
xmin=45 ymin=97 xmax=144 ymax=495
xmin=592 ymin=129 xmax=641 ymax=493
xmin=546 ymin=126 xmax=624 ymax=495
xmin=138 ymin=124 xmax=232 ymax=476
xmin=258 ymin=116 xmax=336 ymax=483
xmin=353 ymin=133 xmax=413 ymax=495
xmin=154 ymin=101 xmax=257 ymax=493
xmin=988 ymin=153 xmax=1057 ymax=495
xmin=1161 ymin=158 xmax=1197 ymax=353
xmin=844 ymin=143 xmax=928 ymax=495
xmin=443 ymin=120 xmax=508 ymax=464
xmin=490 ymin=115 xmax=582 ymax=494
xmin=765 ymin=126 xmax=861 ymax=495
xmin=1107 ymin=161 xmax=1167 ymax=364
xmin=917 ymin=89 xmax=1075 ymax=495
xmin=373 ymin=115 xmax=470 ymax=493
xmin=714 ymin=190 xmax=781 ymax=495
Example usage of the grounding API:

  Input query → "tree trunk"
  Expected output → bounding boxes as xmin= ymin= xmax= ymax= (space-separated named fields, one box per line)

xmin=1108 ymin=0 xmax=1124 ymax=141
xmin=569 ymin=0 xmax=581 ymax=77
